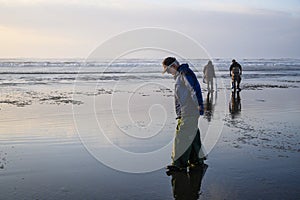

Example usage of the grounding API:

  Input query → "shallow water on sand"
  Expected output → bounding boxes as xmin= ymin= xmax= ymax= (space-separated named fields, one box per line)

xmin=1 ymin=87 xmax=299 ymax=199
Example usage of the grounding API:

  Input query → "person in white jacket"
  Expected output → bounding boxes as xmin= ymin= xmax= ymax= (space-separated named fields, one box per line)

xmin=162 ymin=57 xmax=205 ymax=173
xmin=203 ymin=60 xmax=216 ymax=92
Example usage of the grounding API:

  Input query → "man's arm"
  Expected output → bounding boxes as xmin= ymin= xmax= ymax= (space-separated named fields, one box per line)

xmin=175 ymin=97 xmax=181 ymax=119
xmin=213 ymin=66 xmax=216 ymax=78
xmin=182 ymin=72 xmax=204 ymax=115
xmin=229 ymin=65 xmax=233 ymax=76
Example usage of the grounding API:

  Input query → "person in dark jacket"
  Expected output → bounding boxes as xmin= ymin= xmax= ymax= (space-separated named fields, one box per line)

xmin=162 ymin=57 xmax=206 ymax=173
xmin=229 ymin=59 xmax=242 ymax=91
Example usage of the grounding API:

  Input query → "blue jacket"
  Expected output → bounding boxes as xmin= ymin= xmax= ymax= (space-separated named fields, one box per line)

xmin=174 ymin=64 xmax=204 ymax=118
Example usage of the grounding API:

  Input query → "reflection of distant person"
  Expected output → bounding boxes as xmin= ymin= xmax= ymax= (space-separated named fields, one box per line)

xmin=162 ymin=57 xmax=205 ymax=173
xmin=229 ymin=59 xmax=242 ymax=91
xmin=203 ymin=60 xmax=216 ymax=92
xmin=171 ymin=164 xmax=208 ymax=200
xmin=204 ymin=92 xmax=215 ymax=122
xmin=229 ymin=91 xmax=241 ymax=118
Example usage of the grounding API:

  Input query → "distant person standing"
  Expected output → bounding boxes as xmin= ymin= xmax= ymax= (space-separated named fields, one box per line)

xmin=162 ymin=57 xmax=205 ymax=174
xmin=203 ymin=60 xmax=216 ymax=92
xmin=230 ymin=59 xmax=242 ymax=91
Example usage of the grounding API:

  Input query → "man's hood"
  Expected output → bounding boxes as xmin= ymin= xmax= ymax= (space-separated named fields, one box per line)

xmin=177 ymin=63 xmax=189 ymax=73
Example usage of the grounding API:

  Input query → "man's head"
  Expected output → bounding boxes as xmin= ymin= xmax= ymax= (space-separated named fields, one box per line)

xmin=232 ymin=59 xmax=236 ymax=63
xmin=162 ymin=57 xmax=180 ymax=75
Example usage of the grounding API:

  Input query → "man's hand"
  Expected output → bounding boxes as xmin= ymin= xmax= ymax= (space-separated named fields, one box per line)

xmin=176 ymin=117 xmax=183 ymax=132
xmin=198 ymin=105 xmax=204 ymax=116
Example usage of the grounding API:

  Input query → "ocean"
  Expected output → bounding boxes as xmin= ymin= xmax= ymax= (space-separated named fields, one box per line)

xmin=1 ymin=58 xmax=300 ymax=87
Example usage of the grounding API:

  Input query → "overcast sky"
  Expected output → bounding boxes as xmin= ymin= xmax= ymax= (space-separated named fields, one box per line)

xmin=0 ymin=0 xmax=299 ymax=58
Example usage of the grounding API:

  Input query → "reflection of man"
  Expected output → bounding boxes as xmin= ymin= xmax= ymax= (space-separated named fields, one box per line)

xmin=171 ymin=164 xmax=208 ymax=200
xmin=229 ymin=91 xmax=241 ymax=118
xmin=162 ymin=57 xmax=205 ymax=172
xmin=204 ymin=92 xmax=215 ymax=122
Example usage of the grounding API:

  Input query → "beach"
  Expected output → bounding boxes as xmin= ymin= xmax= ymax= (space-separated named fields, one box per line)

xmin=0 ymin=58 xmax=300 ymax=199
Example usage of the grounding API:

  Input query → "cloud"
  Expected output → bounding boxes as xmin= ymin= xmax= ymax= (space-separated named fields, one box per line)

xmin=0 ymin=0 xmax=299 ymax=58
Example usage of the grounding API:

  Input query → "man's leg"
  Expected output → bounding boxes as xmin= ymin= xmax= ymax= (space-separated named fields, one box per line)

xmin=189 ymin=129 xmax=204 ymax=166
xmin=207 ymin=79 xmax=210 ymax=91
xmin=172 ymin=117 xmax=199 ymax=169
xmin=237 ymin=76 xmax=241 ymax=90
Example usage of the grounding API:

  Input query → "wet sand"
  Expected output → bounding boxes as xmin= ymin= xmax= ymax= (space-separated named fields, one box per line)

xmin=0 ymin=84 xmax=300 ymax=199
